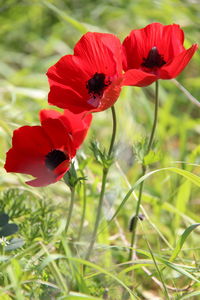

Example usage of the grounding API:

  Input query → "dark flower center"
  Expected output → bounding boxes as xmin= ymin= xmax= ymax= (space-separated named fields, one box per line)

xmin=141 ymin=46 xmax=166 ymax=69
xmin=45 ymin=149 xmax=68 ymax=170
xmin=86 ymin=72 xmax=108 ymax=96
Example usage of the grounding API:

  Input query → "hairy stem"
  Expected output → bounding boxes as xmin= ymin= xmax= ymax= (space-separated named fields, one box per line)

xmin=85 ymin=105 xmax=117 ymax=260
xmin=129 ymin=80 xmax=159 ymax=260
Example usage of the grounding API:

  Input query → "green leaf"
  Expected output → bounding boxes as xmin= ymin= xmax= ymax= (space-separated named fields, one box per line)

xmin=0 ymin=213 xmax=9 ymax=227
xmin=136 ymin=250 xmax=199 ymax=283
xmin=5 ymin=238 xmax=24 ymax=251
xmin=143 ymin=150 xmax=162 ymax=166
xmin=39 ymin=254 xmax=65 ymax=271
xmin=65 ymin=292 xmax=103 ymax=300
xmin=174 ymin=180 xmax=191 ymax=229
xmin=167 ymin=167 xmax=200 ymax=187
xmin=0 ymin=224 xmax=18 ymax=237
xmin=170 ymin=223 xmax=200 ymax=262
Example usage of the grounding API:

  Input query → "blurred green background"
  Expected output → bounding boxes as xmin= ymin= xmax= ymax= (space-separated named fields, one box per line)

xmin=0 ymin=0 xmax=200 ymax=298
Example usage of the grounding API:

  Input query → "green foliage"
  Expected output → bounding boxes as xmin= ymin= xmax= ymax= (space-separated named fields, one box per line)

xmin=64 ymin=162 xmax=87 ymax=189
xmin=90 ymin=140 xmax=114 ymax=169
xmin=0 ymin=0 xmax=200 ymax=299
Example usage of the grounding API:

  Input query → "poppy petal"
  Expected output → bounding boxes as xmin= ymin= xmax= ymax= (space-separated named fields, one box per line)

xmin=27 ymin=160 xmax=70 ymax=187
xmin=159 ymin=24 xmax=184 ymax=60
xmin=62 ymin=110 xmax=92 ymax=148
xmin=48 ymin=84 xmax=92 ymax=113
xmin=5 ymin=148 xmax=46 ymax=177
xmin=47 ymin=55 xmax=89 ymax=105
xmin=159 ymin=44 xmax=198 ymax=79
xmin=40 ymin=109 xmax=61 ymax=122
xmin=11 ymin=126 xmax=51 ymax=154
xmin=41 ymin=118 xmax=76 ymax=157
xmin=123 ymin=69 xmax=157 ymax=87
xmin=26 ymin=172 xmax=57 ymax=187
xmin=73 ymin=32 xmax=122 ymax=76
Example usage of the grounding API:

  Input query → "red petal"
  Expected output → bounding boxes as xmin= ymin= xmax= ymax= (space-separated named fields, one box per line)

xmin=11 ymin=126 xmax=51 ymax=155
xmin=40 ymin=109 xmax=61 ymax=122
xmin=41 ymin=118 xmax=76 ymax=157
xmin=62 ymin=110 xmax=92 ymax=148
xmin=159 ymin=44 xmax=198 ymax=79
xmin=74 ymin=32 xmax=122 ymax=77
xmin=123 ymin=69 xmax=157 ymax=87
xmin=27 ymin=160 xmax=70 ymax=187
xmin=47 ymin=55 xmax=89 ymax=107
xmin=123 ymin=29 xmax=146 ymax=70
xmin=159 ymin=23 xmax=184 ymax=60
xmin=54 ymin=160 xmax=70 ymax=176
xmin=5 ymin=148 xmax=46 ymax=177
xmin=26 ymin=176 xmax=57 ymax=187
xmin=142 ymin=23 xmax=185 ymax=61
xmin=48 ymin=84 xmax=92 ymax=113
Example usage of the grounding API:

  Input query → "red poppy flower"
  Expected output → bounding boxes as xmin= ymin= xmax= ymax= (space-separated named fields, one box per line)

xmin=122 ymin=23 xmax=198 ymax=87
xmin=4 ymin=111 xmax=92 ymax=187
xmin=47 ymin=32 xmax=123 ymax=113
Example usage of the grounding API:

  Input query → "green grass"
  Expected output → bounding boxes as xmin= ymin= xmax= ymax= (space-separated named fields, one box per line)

xmin=0 ymin=0 xmax=200 ymax=299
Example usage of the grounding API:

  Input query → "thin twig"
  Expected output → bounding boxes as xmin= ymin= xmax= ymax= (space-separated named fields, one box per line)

xmin=172 ymin=79 xmax=200 ymax=108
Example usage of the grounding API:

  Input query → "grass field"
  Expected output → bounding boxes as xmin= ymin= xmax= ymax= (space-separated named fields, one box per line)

xmin=0 ymin=0 xmax=200 ymax=299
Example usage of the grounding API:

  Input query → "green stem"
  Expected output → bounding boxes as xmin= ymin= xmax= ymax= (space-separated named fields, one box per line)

xmin=77 ymin=173 xmax=87 ymax=241
xmin=147 ymin=81 xmax=159 ymax=153
xmin=129 ymin=81 xmax=159 ymax=260
xmin=108 ymin=106 xmax=117 ymax=156
xmin=85 ymin=105 xmax=117 ymax=260
xmin=65 ymin=186 xmax=75 ymax=234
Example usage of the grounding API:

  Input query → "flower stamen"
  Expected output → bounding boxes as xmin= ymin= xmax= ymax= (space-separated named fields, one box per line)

xmin=86 ymin=72 xmax=111 ymax=108
xmin=45 ymin=149 xmax=68 ymax=170
xmin=86 ymin=73 xmax=107 ymax=96
xmin=142 ymin=46 xmax=166 ymax=69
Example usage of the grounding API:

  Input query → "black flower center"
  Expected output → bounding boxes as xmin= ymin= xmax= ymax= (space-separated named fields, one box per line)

xmin=45 ymin=150 xmax=68 ymax=170
xmin=141 ymin=46 xmax=166 ymax=69
xmin=86 ymin=72 xmax=108 ymax=96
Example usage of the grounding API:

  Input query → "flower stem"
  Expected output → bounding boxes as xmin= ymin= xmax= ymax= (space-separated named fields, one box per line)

xmin=129 ymin=80 xmax=159 ymax=260
xmin=65 ymin=186 xmax=75 ymax=234
xmin=108 ymin=106 xmax=117 ymax=156
xmin=85 ymin=105 xmax=117 ymax=261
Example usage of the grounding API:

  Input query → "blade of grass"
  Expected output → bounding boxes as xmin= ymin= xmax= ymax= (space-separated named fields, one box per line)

xmin=145 ymin=239 xmax=170 ymax=300
xmin=42 ymin=1 xmax=88 ymax=34
xmin=169 ymin=223 xmax=200 ymax=262
xmin=103 ymin=167 xmax=200 ymax=229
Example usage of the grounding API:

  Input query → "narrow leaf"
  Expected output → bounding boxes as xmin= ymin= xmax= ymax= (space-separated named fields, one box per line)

xmin=0 ymin=224 xmax=18 ymax=237
xmin=5 ymin=238 xmax=24 ymax=251
xmin=170 ymin=223 xmax=200 ymax=262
